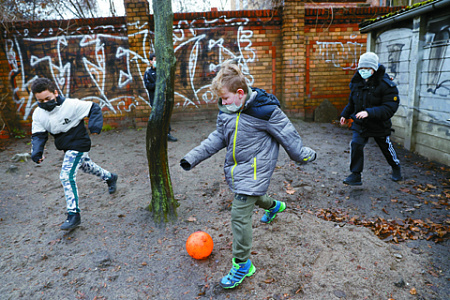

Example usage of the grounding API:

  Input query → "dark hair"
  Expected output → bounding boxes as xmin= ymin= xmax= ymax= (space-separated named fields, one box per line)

xmin=31 ymin=78 xmax=57 ymax=94
xmin=149 ymin=53 xmax=156 ymax=61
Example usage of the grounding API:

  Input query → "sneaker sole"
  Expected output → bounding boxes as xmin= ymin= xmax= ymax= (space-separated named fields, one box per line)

xmin=220 ymin=264 xmax=256 ymax=289
xmin=60 ymin=222 xmax=80 ymax=231
xmin=343 ymin=181 xmax=362 ymax=186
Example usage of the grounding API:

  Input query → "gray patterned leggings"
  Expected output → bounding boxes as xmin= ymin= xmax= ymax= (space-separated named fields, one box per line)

xmin=60 ymin=150 xmax=112 ymax=214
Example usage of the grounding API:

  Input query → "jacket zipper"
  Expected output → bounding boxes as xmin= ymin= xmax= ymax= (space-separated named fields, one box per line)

xmin=230 ymin=113 xmax=240 ymax=186
xmin=252 ymin=157 xmax=257 ymax=180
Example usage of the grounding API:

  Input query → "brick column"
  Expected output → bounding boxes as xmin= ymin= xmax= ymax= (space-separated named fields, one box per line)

xmin=0 ymin=31 xmax=24 ymax=136
xmin=281 ymin=0 xmax=306 ymax=118
xmin=124 ymin=0 xmax=152 ymax=128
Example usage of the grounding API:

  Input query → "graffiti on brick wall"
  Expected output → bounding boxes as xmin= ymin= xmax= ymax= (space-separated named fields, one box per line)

xmin=171 ymin=17 xmax=255 ymax=108
xmin=3 ymin=17 xmax=256 ymax=120
xmin=4 ymin=25 xmax=139 ymax=120
xmin=316 ymin=35 xmax=364 ymax=70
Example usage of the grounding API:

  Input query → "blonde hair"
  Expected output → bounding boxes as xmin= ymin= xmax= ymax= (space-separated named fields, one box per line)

xmin=211 ymin=61 xmax=248 ymax=96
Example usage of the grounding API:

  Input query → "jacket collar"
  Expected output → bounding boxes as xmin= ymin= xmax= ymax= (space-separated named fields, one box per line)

xmin=56 ymin=95 xmax=65 ymax=105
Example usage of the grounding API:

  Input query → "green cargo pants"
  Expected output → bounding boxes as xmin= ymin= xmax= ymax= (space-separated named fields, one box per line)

xmin=231 ymin=193 xmax=276 ymax=262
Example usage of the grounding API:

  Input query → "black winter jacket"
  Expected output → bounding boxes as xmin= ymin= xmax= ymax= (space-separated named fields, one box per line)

xmin=340 ymin=65 xmax=399 ymax=137
xmin=144 ymin=67 xmax=156 ymax=106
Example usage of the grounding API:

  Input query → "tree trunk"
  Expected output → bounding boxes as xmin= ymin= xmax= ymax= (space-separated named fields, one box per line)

xmin=145 ymin=0 xmax=178 ymax=224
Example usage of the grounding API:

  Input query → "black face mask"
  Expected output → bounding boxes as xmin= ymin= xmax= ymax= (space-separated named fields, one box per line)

xmin=38 ymin=99 xmax=58 ymax=112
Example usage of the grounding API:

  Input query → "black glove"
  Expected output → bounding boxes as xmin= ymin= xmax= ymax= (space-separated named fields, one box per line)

xmin=31 ymin=152 xmax=42 ymax=164
xmin=180 ymin=159 xmax=191 ymax=171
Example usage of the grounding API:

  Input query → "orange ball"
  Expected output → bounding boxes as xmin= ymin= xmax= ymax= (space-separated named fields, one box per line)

xmin=186 ymin=231 xmax=214 ymax=260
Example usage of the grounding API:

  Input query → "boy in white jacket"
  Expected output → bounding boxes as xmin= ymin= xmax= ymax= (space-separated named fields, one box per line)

xmin=31 ymin=78 xmax=118 ymax=230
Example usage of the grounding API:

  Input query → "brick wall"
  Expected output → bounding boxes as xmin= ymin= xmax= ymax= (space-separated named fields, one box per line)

xmin=0 ymin=0 xmax=400 ymax=136
xmin=137 ymin=8 xmax=284 ymax=128
xmin=304 ymin=7 xmax=375 ymax=119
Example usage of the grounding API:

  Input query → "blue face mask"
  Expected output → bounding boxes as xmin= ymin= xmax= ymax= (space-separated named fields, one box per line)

xmin=38 ymin=99 xmax=58 ymax=112
xmin=153 ymin=61 xmax=157 ymax=68
xmin=358 ymin=69 xmax=373 ymax=79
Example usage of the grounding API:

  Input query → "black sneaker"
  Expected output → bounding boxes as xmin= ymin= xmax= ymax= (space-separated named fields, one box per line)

xmin=61 ymin=213 xmax=81 ymax=230
xmin=107 ymin=173 xmax=118 ymax=194
xmin=343 ymin=173 xmax=362 ymax=185
xmin=168 ymin=134 xmax=178 ymax=142
xmin=391 ymin=166 xmax=402 ymax=182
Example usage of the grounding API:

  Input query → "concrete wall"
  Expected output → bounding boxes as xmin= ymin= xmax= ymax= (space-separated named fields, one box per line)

xmin=371 ymin=11 xmax=450 ymax=166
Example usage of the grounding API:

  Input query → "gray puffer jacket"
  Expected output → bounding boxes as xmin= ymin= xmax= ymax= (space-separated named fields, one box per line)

xmin=181 ymin=87 xmax=316 ymax=196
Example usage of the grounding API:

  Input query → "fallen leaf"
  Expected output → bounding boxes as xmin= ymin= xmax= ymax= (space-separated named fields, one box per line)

xmin=263 ymin=278 xmax=275 ymax=284
xmin=286 ymin=188 xmax=296 ymax=195
xmin=400 ymin=188 xmax=411 ymax=193
xmin=410 ymin=287 xmax=417 ymax=295
xmin=285 ymin=183 xmax=296 ymax=195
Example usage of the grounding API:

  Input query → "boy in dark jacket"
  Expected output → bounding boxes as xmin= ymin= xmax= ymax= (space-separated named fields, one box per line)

xmin=340 ymin=52 xmax=402 ymax=185
xmin=144 ymin=53 xmax=177 ymax=142
xmin=30 ymin=78 xmax=118 ymax=230
xmin=180 ymin=61 xmax=316 ymax=289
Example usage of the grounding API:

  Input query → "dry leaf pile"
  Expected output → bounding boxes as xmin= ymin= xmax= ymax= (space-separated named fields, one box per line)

xmin=313 ymin=208 xmax=449 ymax=243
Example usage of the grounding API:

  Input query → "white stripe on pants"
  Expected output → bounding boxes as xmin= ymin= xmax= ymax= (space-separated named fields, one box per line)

xmin=60 ymin=150 xmax=112 ymax=214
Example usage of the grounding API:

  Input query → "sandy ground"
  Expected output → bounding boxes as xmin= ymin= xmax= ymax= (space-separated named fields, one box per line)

xmin=0 ymin=118 xmax=448 ymax=300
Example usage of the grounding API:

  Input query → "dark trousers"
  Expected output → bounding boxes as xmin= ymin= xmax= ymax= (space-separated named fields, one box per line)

xmin=149 ymin=94 xmax=172 ymax=133
xmin=350 ymin=130 xmax=400 ymax=173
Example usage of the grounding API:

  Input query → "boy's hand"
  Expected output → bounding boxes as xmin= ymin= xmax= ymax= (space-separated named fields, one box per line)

xmin=355 ymin=111 xmax=369 ymax=119
xmin=180 ymin=159 xmax=191 ymax=171
xmin=296 ymin=150 xmax=316 ymax=165
xmin=33 ymin=155 xmax=45 ymax=164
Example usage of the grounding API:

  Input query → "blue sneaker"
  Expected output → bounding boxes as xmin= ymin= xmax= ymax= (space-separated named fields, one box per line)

xmin=260 ymin=201 xmax=286 ymax=223
xmin=220 ymin=258 xmax=256 ymax=289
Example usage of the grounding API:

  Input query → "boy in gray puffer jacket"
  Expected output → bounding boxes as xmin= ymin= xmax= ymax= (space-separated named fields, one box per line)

xmin=180 ymin=61 xmax=316 ymax=289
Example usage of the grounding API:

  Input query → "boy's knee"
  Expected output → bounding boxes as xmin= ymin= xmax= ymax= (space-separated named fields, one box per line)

xmin=60 ymin=171 xmax=73 ymax=183
xmin=351 ymin=140 xmax=365 ymax=148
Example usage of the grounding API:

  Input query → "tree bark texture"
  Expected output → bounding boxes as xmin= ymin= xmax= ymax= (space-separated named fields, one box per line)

xmin=145 ymin=0 xmax=179 ymax=224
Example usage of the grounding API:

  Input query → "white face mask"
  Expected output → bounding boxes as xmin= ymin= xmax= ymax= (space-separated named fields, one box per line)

xmin=152 ymin=61 xmax=157 ymax=68
xmin=225 ymin=102 xmax=243 ymax=113
xmin=358 ymin=69 xmax=373 ymax=79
